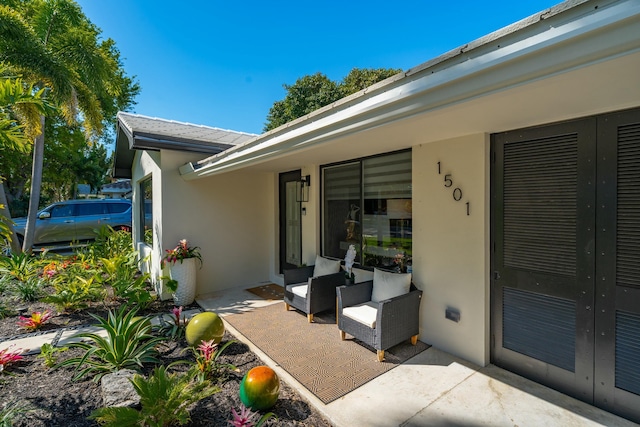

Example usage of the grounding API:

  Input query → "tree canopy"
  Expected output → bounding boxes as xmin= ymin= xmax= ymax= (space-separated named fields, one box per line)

xmin=263 ymin=67 xmax=401 ymax=132
xmin=0 ymin=0 xmax=139 ymax=251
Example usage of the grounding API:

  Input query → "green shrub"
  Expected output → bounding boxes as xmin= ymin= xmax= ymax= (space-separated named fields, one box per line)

xmin=58 ymin=306 xmax=165 ymax=381
xmin=89 ymin=365 xmax=220 ymax=427
xmin=13 ymin=276 xmax=45 ymax=302
xmin=82 ymin=226 xmax=133 ymax=263
xmin=44 ymin=275 xmax=105 ymax=312
xmin=0 ymin=252 xmax=41 ymax=282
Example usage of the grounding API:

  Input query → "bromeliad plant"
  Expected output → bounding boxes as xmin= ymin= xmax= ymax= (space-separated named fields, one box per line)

xmin=161 ymin=239 xmax=202 ymax=268
xmin=190 ymin=338 xmax=237 ymax=383
xmin=17 ymin=310 xmax=52 ymax=331
xmin=58 ymin=306 xmax=165 ymax=382
xmin=229 ymin=404 xmax=276 ymax=427
xmin=89 ymin=365 xmax=220 ymax=427
xmin=159 ymin=306 xmax=187 ymax=340
xmin=0 ymin=346 xmax=23 ymax=373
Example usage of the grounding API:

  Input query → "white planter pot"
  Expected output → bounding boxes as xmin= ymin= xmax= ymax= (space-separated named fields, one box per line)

xmin=169 ymin=258 xmax=197 ymax=306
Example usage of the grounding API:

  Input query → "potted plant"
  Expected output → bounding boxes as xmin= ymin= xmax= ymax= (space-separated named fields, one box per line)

xmin=162 ymin=239 xmax=202 ymax=306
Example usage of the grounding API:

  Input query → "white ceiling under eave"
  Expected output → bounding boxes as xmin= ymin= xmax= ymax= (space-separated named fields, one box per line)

xmin=179 ymin=0 xmax=640 ymax=180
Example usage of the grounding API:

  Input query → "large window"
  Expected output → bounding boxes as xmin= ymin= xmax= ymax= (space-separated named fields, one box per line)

xmin=322 ymin=150 xmax=412 ymax=272
xmin=140 ymin=178 xmax=153 ymax=245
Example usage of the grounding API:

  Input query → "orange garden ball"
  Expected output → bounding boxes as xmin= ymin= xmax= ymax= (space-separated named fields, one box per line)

xmin=185 ymin=312 xmax=225 ymax=346
xmin=239 ymin=365 xmax=280 ymax=410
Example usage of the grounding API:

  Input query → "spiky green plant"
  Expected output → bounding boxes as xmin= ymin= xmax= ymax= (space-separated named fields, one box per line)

xmin=13 ymin=275 xmax=45 ymax=302
xmin=0 ymin=398 xmax=32 ymax=427
xmin=58 ymin=306 xmax=165 ymax=381
xmin=88 ymin=365 xmax=220 ymax=427
xmin=0 ymin=251 xmax=40 ymax=282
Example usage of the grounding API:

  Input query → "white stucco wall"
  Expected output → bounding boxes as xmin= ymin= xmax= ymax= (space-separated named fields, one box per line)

xmin=160 ymin=154 xmax=274 ymax=296
xmin=132 ymin=149 xmax=274 ymax=299
xmin=412 ymin=134 xmax=490 ymax=366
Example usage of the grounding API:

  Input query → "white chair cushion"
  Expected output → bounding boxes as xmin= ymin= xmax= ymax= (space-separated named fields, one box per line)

xmin=290 ymin=283 xmax=308 ymax=298
xmin=288 ymin=277 xmax=313 ymax=298
xmin=343 ymin=301 xmax=378 ymax=328
xmin=371 ymin=268 xmax=412 ymax=303
xmin=313 ymin=255 xmax=341 ymax=277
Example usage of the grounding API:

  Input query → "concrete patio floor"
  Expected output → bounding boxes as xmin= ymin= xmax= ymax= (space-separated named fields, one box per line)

xmin=197 ymin=285 xmax=637 ymax=427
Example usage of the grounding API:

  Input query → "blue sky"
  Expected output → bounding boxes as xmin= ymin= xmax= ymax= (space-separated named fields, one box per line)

xmin=77 ymin=0 xmax=560 ymax=135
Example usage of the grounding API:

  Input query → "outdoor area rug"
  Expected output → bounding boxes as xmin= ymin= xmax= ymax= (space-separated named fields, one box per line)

xmin=245 ymin=283 xmax=285 ymax=301
xmin=224 ymin=302 xmax=429 ymax=404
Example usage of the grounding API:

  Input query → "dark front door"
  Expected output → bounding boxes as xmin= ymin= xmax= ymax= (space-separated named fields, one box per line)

xmin=279 ymin=170 xmax=302 ymax=273
xmin=491 ymin=107 xmax=640 ymax=423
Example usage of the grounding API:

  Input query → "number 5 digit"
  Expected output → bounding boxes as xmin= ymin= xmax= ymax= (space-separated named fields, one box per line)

xmin=444 ymin=174 xmax=453 ymax=188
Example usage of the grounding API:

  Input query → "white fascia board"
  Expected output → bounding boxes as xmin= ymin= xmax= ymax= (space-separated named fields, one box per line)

xmin=180 ymin=0 xmax=640 ymax=180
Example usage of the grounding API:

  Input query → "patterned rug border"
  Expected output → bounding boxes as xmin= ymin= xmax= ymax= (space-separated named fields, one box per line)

xmin=224 ymin=302 xmax=429 ymax=404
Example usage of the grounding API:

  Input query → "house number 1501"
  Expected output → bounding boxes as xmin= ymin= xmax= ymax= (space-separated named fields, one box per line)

xmin=437 ymin=161 xmax=470 ymax=216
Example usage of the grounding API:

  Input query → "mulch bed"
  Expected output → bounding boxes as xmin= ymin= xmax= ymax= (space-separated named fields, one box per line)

xmin=0 ymin=297 xmax=333 ymax=426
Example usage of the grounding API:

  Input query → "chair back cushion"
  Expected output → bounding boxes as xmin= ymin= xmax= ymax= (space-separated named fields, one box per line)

xmin=371 ymin=268 xmax=412 ymax=303
xmin=313 ymin=255 xmax=341 ymax=277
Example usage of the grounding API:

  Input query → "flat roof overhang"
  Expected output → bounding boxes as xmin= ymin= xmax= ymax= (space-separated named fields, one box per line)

xmin=180 ymin=0 xmax=640 ymax=179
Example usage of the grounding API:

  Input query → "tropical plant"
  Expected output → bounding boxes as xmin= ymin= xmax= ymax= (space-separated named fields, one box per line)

xmin=0 ymin=301 xmax=13 ymax=319
xmin=0 ymin=1 xmax=139 ymax=252
xmin=88 ymin=365 xmax=221 ymax=427
xmin=17 ymin=309 xmax=52 ymax=331
xmin=44 ymin=274 xmax=104 ymax=312
xmin=0 ymin=251 xmax=40 ymax=282
xmin=229 ymin=404 xmax=276 ymax=427
xmin=37 ymin=342 xmax=67 ymax=368
xmin=161 ymin=239 xmax=202 ymax=268
xmin=0 ymin=398 xmax=32 ymax=427
xmin=188 ymin=338 xmax=237 ymax=383
xmin=58 ymin=306 xmax=165 ymax=381
xmin=13 ymin=275 xmax=45 ymax=302
xmin=0 ymin=346 xmax=23 ymax=373
xmin=82 ymin=226 xmax=134 ymax=263
xmin=159 ymin=306 xmax=187 ymax=340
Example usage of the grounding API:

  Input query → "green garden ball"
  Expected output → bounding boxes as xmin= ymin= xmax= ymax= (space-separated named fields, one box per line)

xmin=239 ymin=365 xmax=280 ymax=410
xmin=185 ymin=312 xmax=224 ymax=346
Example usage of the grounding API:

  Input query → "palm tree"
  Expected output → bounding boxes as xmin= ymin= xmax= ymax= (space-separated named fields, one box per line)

xmin=0 ymin=70 xmax=51 ymax=253
xmin=0 ymin=0 xmax=138 ymax=252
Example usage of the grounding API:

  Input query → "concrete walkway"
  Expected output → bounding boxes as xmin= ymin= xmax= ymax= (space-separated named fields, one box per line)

xmin=1 ymin=286 xmax=636 ymax=427
xmin=197 ymin=285 xmax=638 ymax=427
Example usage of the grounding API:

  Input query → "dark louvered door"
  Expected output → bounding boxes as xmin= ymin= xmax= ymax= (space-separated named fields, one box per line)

xmin=491 ymin=118 xmax=597 ymax=401
xmin=491 ymin=107 xmax=640 ymax=423
xmin=593 ymin=109 xmax=640 ymax=422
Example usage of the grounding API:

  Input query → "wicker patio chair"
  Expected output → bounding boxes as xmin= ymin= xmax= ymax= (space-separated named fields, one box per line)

xmin=336 ymin=269 xmax=422 ymax=362
xmin=284 ymin=256 xmax=345 ymax=323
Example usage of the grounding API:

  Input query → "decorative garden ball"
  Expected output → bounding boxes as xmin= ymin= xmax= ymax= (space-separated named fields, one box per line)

xmin=239 ymin=366 xmax=280 ymax=410
xmin=185 ymin=312 xmax=225 ymax=346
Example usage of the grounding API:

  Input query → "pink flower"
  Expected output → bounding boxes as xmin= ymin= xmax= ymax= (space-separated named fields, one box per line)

xmin=171 ymin=306 xmax=183 ymax=325
xmin=229 ymin=405 xmax=258 ymax=427
xmin=197 ymin=339 xmax=217 ymax=362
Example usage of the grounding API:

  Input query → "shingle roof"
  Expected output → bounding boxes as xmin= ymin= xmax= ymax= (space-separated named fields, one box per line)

xmin=117 ymin=112 xmax=256 ymax=149
xmin=114 ymin=113 xmax=257 ymax=178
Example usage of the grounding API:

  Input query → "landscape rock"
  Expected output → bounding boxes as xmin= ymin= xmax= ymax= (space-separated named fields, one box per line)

xmin=101 ymin=369 xmax=140 ymax=407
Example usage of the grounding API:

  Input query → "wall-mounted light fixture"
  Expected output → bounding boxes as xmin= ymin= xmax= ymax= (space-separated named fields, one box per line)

xmin=296 ymin=175 xmax=310 ymax=202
